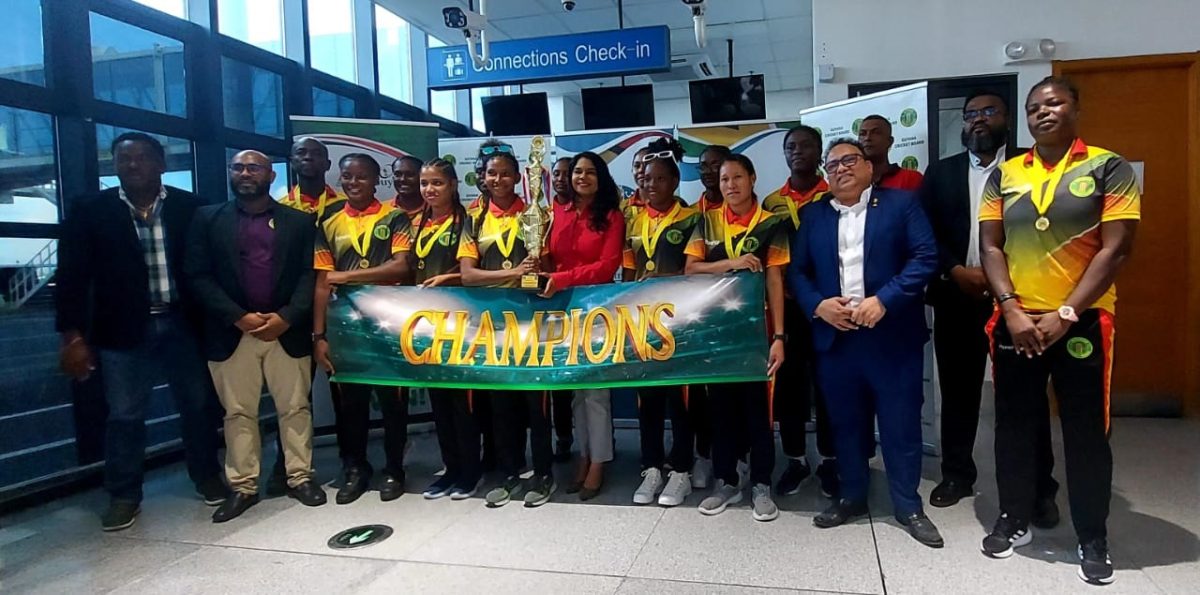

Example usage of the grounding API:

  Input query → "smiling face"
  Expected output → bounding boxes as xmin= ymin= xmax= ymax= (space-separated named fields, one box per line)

xmin=719 ymin=160 xmax=756 ymax=211
xmin=339 ymin=158 xmax=379 ymax=206
xmin=824 ymin=143 xmax=873 ymax=198
xmin=699 ymin=148 xmax=725 ymax=191
xmin=643 ymin=159 xmax=679 ymax=210
xmin=572 ymin=156 xmax=599 ymax=198
xmin=420 ymin=165 xmax=457 ymax=212
xmin=1025 ymin=83 xmax=1079 ymax=147
xmin=484 ymin=155 xmax=518 ymax=201
xmin=391 ymin=158 xmax=422 ymax=199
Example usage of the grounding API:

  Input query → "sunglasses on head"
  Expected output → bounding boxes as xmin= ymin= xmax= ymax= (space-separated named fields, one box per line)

xmin=640 ymin=151 xmax=676 ymax=163
xmin=480 ymin=144 xmax=514 ymax=156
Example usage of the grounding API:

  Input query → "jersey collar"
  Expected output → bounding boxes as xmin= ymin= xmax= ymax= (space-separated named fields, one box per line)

xmin=488 ymin=197 xmax=525 ymax=217
xmin=343 ymin=198 xmax=382 ymax=217
xmin=724 ymin=203 xmax=758 ymax=226
xmin=780 ymin=177 xmax=829 ymax=203
xmin=1024 ymin=138 xmax=1088 ymax=168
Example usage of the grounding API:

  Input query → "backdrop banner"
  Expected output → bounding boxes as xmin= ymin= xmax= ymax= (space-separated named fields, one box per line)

xmin=553 ymin=127 xmax=675 ymax=198
xmin=290 ymin=116 xmax=439 ymax=202
xmin=327 ymin=273 xmax=768 ymax=390
xmin=798 ymin=82 xmax=929 ymax=172
xmin=676 ymin=120 xmax=802 ymax=203
xmin=437 ymin=135 xmax=542 ymax=205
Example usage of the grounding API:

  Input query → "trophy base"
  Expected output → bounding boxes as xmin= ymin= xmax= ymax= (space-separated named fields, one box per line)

xmin=520 ymin=273 xmax=545 ymax=291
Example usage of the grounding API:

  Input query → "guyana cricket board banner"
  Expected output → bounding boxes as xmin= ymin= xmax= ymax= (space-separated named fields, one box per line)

xmin=326 ymin=273 xmax=769 ymax=390
xmin=676 ymin=121 xmax=801 ymax=203
xmin=799 ymin=82 xmax=929 ymax=173
xmin=289 ymin=116 xmax=439 ymax=202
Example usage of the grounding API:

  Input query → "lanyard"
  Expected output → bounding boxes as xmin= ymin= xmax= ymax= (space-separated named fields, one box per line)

xmin=640 ymin=202 xmax=681 ymax=260
xmin=347 ymin=212 xmax=377 ymax=258
xmin=1029 ymin=150 xmax=1073 ymax=217
xmin=722 ymin=204 xmax=767 ymax=259
xmin=291 ymin=185 xmax=334 ymax=217
xmin=489 ymin=212 xmax=520 ymax=259
xmin=415 ymin=214 xmax=454 ymax=259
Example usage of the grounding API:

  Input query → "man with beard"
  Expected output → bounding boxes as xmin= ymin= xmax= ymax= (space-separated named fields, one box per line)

xmin=918 ymin=91 xmax=1059 ymax=522
xmin=858 ymin=115 xmax=924 ymax=191
xmin=281 ymin=137 xmax=344 ymax=223
xmin=391 ymin=155 xmax=426 ymax=219
xmin=186 ymin=151 xmax=326 ymax=522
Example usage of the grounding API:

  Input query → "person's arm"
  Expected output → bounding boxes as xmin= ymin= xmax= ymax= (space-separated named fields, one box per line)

xmin=312 ymin=270 xmax=334 ymax=372
xmin=184 ymin=210 xmax=248 ymax=326
xmin=548 ymin=210 xmax=625 ymax=288
xmin=872 ymin=198 xmax=939 ymax=312
xmin=327 ymin=252 xmax=409 ymax=285
xmin=766 ymin=264 xmax=786 ymax=376
xmin=787 ymin=212 xmax=825 ymax=318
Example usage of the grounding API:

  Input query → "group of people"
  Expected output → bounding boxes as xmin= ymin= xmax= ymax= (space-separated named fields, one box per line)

xmin=56 ymin=75 xmax=1138 ymax=586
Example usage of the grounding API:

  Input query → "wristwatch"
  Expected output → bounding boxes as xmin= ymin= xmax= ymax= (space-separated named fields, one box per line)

xmin=772 ymin=333 xmax=788 ymax=343
xmin=312 ymin=332 xmax=327 ymax=342
xmin=996 ymin=292 xmax=1018 ymax=305
xmin=1057 ymin=305 xmax=1079 ymax=323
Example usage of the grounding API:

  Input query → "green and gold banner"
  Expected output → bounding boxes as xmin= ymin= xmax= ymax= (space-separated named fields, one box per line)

xmin=327 ymin=274 xmax=768 ymax=390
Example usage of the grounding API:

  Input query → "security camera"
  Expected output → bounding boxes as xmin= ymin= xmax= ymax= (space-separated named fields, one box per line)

xmin=680 ymin=0 xmax=707 ymax=48
xmin=562 ymin=0 xmax=576 ymax=11
xmin=443 ymin=6 xmax=486 ymax=33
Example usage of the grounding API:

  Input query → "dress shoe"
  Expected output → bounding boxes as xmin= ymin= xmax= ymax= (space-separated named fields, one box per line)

xmin=287 ymin=481 xmax=327 ymax=506
xmin=579 ymin=481 xmax=603 ymax=501
xmin=336 ymin=465 xmax=372 ymax=505
xmin=900 ymin=512 xmax=945 ymax=548
xmin=1032 ymin=495 xmax=1061 ymax=529
xmin=813 ymin=498 xmax=868 ymax=528
xmin=565 ymin=480 xmax=584 ymax=494
xmin=379 ymin=472 xmax=406 ymax=502
xmin=929 ymin=479 xmax=973 ymax=508
xmin=212 ymin=492 xmax=259 ymax=523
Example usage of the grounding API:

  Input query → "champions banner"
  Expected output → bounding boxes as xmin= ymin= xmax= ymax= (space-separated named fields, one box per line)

xmin=327 ymin=274 xmax=768 ymax=390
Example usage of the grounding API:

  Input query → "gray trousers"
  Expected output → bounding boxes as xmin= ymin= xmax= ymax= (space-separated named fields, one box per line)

xmin=572 ymin=389 xmax=613 ymax=463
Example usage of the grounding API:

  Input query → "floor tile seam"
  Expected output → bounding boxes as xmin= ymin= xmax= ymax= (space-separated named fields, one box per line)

xmin=866 ymin=509 xmax=888 ymax=595
xmin=621 ymin=505 xmax=666 ymax=576
xmin=618 ymin=574 xmax=880 ymax=595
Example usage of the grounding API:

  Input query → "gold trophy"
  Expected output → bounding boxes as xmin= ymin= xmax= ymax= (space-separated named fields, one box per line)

xmin=519 ymin=136 xmax=551 ymax=290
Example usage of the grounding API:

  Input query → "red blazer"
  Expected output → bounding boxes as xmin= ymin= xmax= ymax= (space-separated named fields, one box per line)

xmin=546 ymin=205 xmax=625 ymax=288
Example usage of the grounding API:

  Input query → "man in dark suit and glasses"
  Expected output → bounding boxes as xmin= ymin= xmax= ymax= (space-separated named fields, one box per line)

xmin=56 ymin=132 xmax=224 ymax=532
xmin=918 ymin=90 xmax=1059 ymax=526
xmin=186 ymin=151 xmax=328 ymax=523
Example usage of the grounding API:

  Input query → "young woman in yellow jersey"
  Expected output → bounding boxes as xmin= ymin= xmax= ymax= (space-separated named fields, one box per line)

xmin=684 ymin=154 xmax=788 ymax=522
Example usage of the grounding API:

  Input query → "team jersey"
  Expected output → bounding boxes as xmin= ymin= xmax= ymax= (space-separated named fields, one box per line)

xmin=761 ymin=178 xmax=829 ymax=231
xmin=392 ymin=198 xmax=425 ymax=222
xmin=684 ymin=203 xmax=791 ymax=268
xmin=457 ymin=197 xmax=530 ymax=288
xmin=980 ymin=139 xmax=1140 ymax=313
xmin=620 ymin=189 xmax=648 ymax=220
xmin=280 ymin=184 xmax=345 ymax=223
xmin=693 ymin=190 xmax=724 ymax=213
xmin=314 ymin=199 xmax=411 ymax=274
xmin=878 ymin=165 xmax=924 ymax=191
xmin=397 ymin=211 xmax=465 ymax=284
xmin=623 ymin=202 xmax=701 ymax=280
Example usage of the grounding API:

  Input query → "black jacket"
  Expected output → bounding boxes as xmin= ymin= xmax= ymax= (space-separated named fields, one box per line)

xmin=185 ymin=201 xmax=316 ymax=362
xmin=918 ymin=148 xmax=1025 ymax=306
xmin=55 ymin=186 xmax=204 ymax=349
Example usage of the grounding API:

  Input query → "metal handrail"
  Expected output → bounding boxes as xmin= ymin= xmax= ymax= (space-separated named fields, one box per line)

xmin=4 ymin=240 xmax=57 ymax=309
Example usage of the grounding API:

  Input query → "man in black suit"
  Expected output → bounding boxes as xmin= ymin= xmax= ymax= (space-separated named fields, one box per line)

xmin=56 ymin=132 xmax=224 ymax=532
xmin=186 ymin=150 xmax=328 ymax=522
xmin=919 ymin=91 xmax=1059 ymax=525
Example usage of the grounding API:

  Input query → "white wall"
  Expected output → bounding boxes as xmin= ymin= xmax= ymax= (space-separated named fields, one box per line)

xmin=812 ymin=0 xmax=1200 ymax=145
xmin=653 ymin=88 xmax=816 ymax=128
xmin=548 ymin=95 xmax=585 ymax=135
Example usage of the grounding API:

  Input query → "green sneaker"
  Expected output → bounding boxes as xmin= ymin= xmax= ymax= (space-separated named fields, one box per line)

xmin=485 ymin=476 xmax=522 ymax=508
xmin=523 ymin=474 xmax=556 ymax=508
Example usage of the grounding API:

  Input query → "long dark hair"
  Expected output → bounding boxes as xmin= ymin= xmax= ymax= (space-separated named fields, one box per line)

xmin=565 ymin=151 xmax=620 ymax=232
xmin=419 ymin=158 xmax=468 ymax=239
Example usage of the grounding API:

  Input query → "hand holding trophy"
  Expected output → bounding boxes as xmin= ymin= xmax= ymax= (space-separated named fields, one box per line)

xmin=519 ymin=136 xmax=551 ymax=291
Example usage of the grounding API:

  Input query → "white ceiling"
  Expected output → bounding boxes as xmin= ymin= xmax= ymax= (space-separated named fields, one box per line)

xmin=387 ymin=0 xmax=814 ymax=101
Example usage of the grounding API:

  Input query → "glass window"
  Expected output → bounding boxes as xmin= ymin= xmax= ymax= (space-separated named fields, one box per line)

xmin=217 ymin=0 xmax=285 ymax=56
xmin=90 ymin=13 xmax=187 ymax=118
xmin=375 ymin=5 xmax=412 ymax=104
xmin=312 ymin=87 xmax=355 ymax=118
xmin=307 ymin=0 xmax=356 ymax=83
xmin=222 ymin=57 xmax=285 ymax=138
xmin=96 ymin=124 xmax=195 ymax=191
xmin=0 ymin=0 xmax=45 ymax=86
xmin=0 ymin=106 xmax=57 ymax=224
xmin=428 ymin=36 xmax=455 ymax=120
xmin=471 ymin=88 xmax=491 ymax=133
xmin=132 ymin=0 xmax=188 ymax=19
xmin=223 ymin=148 xmax=289 ymax=201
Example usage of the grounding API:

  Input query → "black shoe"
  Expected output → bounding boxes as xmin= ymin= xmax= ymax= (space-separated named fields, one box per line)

xmin=813 ymin=498 xmax=868 ymax=528
xmin=379 ymin=471 xmax=406 ymax=502
xmin=101 ymin=500 xmax=140 ymax=532
xmin=553 ymin=438 xmax=573 ymax=463
xmin=422 ymin=475 xmax=457 ymax=500
xmin=212 ymin=492 xmax=259 ymax=523
xmin=196 ymin=476 xmax=229 ymax=506
xmin=900 ymin=512 xmax=945 ymax=548
xmin=1032 ymin=495 xmax=1061 ymax=529
xmin=266 ymin=459 xmax=288 ymax=498
xmin=336 ymin=465 xmax=372 ymax=505
xmin=929 ymin=479 xmax=974 ymax=508
xmin=816 ymin=458 xmax=839 ymax=499
xmin=775 ymin=458 xmax=812 ymax=496
xmin=981 ymin=513 xmax=1032 ymax=558
xmin=287 ymin=481 xmax=327 ymax=506
xmin=523 ymin=474 xmax=556 ymax=507
xmin=1078 ymin=539 xmax=1115 ymax=585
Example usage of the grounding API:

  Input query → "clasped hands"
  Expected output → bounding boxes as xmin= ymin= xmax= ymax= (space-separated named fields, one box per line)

xmin=815 ymin=296 xmax=886 ymax=330
xmin=235 ymin=312 xmax=290 ymax=342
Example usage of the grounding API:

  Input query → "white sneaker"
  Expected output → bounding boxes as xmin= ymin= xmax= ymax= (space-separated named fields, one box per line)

xmin=692 ymin=458 xmax=713 ymax=489
xmin=658 ymin=471 xmax=692 ymax=507
xmin=736 ymin=459 xmax=750 ymax=489
xmin=633 ymin=468 xmax=664 ymax=504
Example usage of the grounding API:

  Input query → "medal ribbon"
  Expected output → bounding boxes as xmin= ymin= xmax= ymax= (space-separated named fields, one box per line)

xmin=415 ymin=215 xmax=454 ymax=259
xmin=348 ymin=211 xmax=377 ymax=259
xmin=490 ymin=212 xmax=520 ymax=260
xmin=291 ymin=185 xmax=334 ymax=216
xmin=723 ymin=203 xmax=767 ymax=259
xmin=1029 ymin=148 xmax=1074 ymax=219
xmin=640 ymin=202 xmax=681 ymax=261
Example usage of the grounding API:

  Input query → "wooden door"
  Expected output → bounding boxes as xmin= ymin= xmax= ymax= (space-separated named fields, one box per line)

xmin=1055 ymin=54 xmax=1200 ymax=416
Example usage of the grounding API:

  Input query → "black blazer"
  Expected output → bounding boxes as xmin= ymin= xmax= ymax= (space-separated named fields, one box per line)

xmin=56 ymin=186 xmax=204 ymax=349
xmin=918 ymin=148 xmax=1026 ymax=306
xmin=185 ymin=201 xmax=316 ymax=362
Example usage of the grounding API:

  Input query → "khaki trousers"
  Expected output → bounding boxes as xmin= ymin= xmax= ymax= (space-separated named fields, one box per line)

xmin=209 ymin=334 xmax=313 ymax=495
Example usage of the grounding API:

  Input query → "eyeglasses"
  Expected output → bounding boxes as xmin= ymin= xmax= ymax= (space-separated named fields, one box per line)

xmin=962 ymin=106 xmax=1000 ymax=122
xmin=479 ymin=144 xmax=514 ymax=156
xmin=824 ymin=154 xmax=863 ymax=172
xmin=228 ymin=163 xmax=269 ymax=174
xmin=640 ymin=151 xmax=676 ymax=163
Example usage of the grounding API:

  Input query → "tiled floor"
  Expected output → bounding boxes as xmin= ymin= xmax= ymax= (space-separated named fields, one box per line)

xmin=2 ymin=413 xmax=1198 ymax=594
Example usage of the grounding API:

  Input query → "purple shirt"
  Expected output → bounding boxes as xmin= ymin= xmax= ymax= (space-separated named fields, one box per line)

xmin=237 ymin=204 xmax=276 ymax=313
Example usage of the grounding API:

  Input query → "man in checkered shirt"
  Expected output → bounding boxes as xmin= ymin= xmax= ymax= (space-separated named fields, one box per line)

xmin=57 ymin=132 xmax=225 ymax=532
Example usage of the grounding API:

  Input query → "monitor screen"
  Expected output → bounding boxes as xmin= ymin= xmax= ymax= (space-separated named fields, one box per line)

xmin=688 ymin=75 xmax=767 ymax=124
xmin=481 ymin=93 xmax=551 ymax=135
xmin=581 ymin=85 xmax=655 ymax=130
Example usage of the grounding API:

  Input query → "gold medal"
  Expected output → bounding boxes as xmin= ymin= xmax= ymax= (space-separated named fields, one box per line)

xmin=1035 ymin=216 xmax=1050 ymax=231
xmin=502 ymin=259 xmax=514 ymax=270
xmin=645 ymin=260 xmax=656 ymax=271
xmin=417 ymin=260 xmax=426 ymax=270
xmin=359 ymin=258 xmax=371 ymax=269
